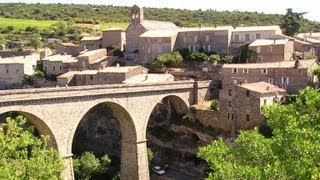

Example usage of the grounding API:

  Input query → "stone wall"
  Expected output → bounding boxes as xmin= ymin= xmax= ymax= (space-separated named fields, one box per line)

xmin=0 ymin=50 xmax=32 ymax=58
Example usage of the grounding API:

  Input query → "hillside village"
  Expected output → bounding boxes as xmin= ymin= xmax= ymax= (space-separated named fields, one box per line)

xmin=0 ymin=4 xmax=320 ymax=179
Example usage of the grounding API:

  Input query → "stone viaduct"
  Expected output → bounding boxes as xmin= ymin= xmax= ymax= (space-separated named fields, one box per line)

xmin=0 ymin=80 xmax=211 ymax=179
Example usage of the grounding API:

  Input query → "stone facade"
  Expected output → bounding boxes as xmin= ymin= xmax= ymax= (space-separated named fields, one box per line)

xmin=249 ymin=39 xmax=294 ymax=63
xmin=218 ymin=82 xmax=286 ymax=138
xmin=76 ymin=49 xmax=107 ymax=70
xmin=56 ymin=43 xmax=85 ymax=57
xmin=0 ymin=55 xmax=37 ymax=89
xmin=0 ymin=80 xmax=210 ymax=180
xmin=80 ymin=37 xmax=102 ymax=51
xmin=42 ymin=54 xmax=78 ymax=77
xmin=222 ymin=59 xmax=319 ymax=93
xmin=102 ymin=28 xmax=126 ymax=50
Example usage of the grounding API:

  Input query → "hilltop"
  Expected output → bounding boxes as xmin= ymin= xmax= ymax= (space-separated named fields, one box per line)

xmin=0 ymin=3 xmax=319 ymax=32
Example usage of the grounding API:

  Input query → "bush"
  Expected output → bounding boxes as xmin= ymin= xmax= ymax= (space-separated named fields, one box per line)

xmin=187 ymin=52 xmax=209 ymax=62
xmin=221 ymin=55 xmax=234 ymax=63
xmin=208 ymin=54 xmax=221 ymax=63
xmin=73 ymin=152 xmax=111 ymax=180
xmin=112 ymin=48 xmax=124 ymax=57
xmin=314 ymin=66 xmax=320 ymax=77
xmin=153 ymin=52 xmax=183 ymax=68
xmin=210 ymin=100 xmax=219 ymax=110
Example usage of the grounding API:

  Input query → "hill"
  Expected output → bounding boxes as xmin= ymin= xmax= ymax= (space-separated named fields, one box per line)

xmin=0 ymin=3 xmax=319 ymax=32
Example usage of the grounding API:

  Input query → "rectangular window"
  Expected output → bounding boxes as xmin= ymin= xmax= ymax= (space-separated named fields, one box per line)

xmin=256 ymin=33 xmax=261 ymax=39
xmin=235 ymin=34 xmax=239 ymax=41
xmin=267 ymin=78 xmax=274 ymax=84
xmin=229 ymin=89 xmax=232 ymax=96
xmin=53 ymin=66 xmax=55 ymax=71
xmin=229 ymin=101 xmax=232 ymax=107
xmin=207 ymin=44 xmax=211 ymax=52
xmin=231 ymin=113 xmax=235 ymax=120
xmin=16 ymin=69 xmax=19 ymax=73
xmin=194 ymin=36 xmax=198 ymax=43
xmin=243 ymin=69 xmax=249 ymax=73
xmin=227 ymin=113 xmax=230 ymax=120
xmin=268 ymin=46 xmax=273 ymax=53
xmin=257 ymin=47 xmax=261 ymax=53
xmin=90 ymin=75 xmax=93 ymax=80
xmin=232 ymin=68 xmax=238 ymax=73
xmin=282 ymin=77 xmax=289 ymax=85
xmin=206 ymin=35 xmax=209 ymax=42
xmin=246 ymin=90 xmax=250 ymax=97
xmin=246 ymin=114 xmax=250 ymax=121
xmin=59 ymin=66 xmax=62 ymax=71
xmin=6 ymin=69 xmax=9 ymax=73
xmin=261 ymin=69 xmax=268 ymax=74
xmin=183 ymin=37 xmax=187 ymax=43
xmin=233 ymin=79 xmax=237 ymax=84
xmin=245 ymin=34 xmax=250 ymax=41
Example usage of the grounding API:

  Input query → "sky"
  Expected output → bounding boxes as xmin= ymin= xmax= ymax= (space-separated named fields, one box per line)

xmin=1 ymin=0 xmax=319 ymax=22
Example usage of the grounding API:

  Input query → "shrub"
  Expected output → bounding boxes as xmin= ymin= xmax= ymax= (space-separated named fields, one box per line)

xmin=221 ymin=55 xmax=234 ymax=63
xmin=210 ymin=100 xmax=219 ymax=110
xmin=208 ymin=54 xmax=221 ymax=63
xmin=153 ymin=52 xmax=183 ymax=68
xmin=112 ymin=48 xmax=124 ymax=57
xmin=187 ymin=52 xmax=209 ymax=62
xmin=314 ymin=66 xmax=320 ymax=77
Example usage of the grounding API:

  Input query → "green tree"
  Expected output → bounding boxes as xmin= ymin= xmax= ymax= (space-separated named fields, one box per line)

xmin=29 ymin=33 xmax=42 ymax=50
xmin=208 ymin=54 xmax=221 ymax=63
xmin=0 ymin=34 xmax=5 ymax=50
xmin=73 ymin=152 xmax=111 ymax=180
xmin=0 ymin=115 xmax=65 ymax=179
xmin=147 ymin=148 xmax=154 ymax=162
xmin=198 ymin=87 xmax=320 ymax=179
xmin=153 ymin=52 xmax=183 ymax=68
xmin=221 ymin=55 xmax=233 ymax=63
xmin=187 ymin=52 xmax=209 ymax=62
xmin=280 ymin=8 xmax=306 ymax=37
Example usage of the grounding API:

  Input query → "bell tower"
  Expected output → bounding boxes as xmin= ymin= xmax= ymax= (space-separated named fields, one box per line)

xmin=131 ymin=5 xmax=144 ymax=23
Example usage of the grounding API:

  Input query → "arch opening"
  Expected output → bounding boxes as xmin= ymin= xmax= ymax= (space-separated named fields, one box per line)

xmin=0 ymin=111 xmax=58 ymax=149
xmin=71 ymin=101 xmax=136 ymax=179
xmin=146 ymin=95 xmax=208 ymax=178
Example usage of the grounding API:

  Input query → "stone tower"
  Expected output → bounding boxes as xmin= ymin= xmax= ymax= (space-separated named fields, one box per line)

xmin=131 ymin=5 xmax=144 ymax=23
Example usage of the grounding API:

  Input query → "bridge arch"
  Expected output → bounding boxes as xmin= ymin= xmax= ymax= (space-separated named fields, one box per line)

xmin=0 ymin=110 xmax=58 ymax=149
xmin=142 ymin=94 xmax=190 ymax=140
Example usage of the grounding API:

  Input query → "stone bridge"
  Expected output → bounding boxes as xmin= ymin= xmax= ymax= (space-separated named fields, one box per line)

xmin=0 ymin=80 xmax=211 ymax=179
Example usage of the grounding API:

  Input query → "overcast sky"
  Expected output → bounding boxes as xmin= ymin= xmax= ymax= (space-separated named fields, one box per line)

xmin=2 ymin=0 xmax=319 ymax=22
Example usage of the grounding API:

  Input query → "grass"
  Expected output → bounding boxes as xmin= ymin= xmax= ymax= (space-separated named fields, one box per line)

xmin=0 ymin=17 xmax=60 ymax=30
xmin=101 ymin=22 xmax=129 ymax=30
xmin=0 ymin=17 xmax=129 ymax=31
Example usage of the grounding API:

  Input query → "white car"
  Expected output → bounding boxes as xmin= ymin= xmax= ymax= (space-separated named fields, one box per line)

xmin=152 ymin=165 xmax=166 ymax=175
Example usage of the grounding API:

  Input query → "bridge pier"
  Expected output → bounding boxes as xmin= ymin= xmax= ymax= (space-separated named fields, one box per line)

xmin=121 ymin=140 xmax=149 ymax=180
xmin=61 ymin=154 xmax=74 ymax=180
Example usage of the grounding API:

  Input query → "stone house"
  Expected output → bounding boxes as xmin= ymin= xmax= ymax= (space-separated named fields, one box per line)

xmin=295 ymin=33 xmax=320 ymax=58
xmin=56 ymin=42 xmax=85 ymax=57
xmin=139 ymin=30 xmax=178 ymax=62
xmin=0 ymin=55 xmax=37 ymax=89
xmin=76 ymin=49 xmax=108 ymax=70
xmin=57 ymin=65 xmax=151 ymax=86
xmin=218 ymin=82 xmax=286 ymax=136
xmin=293 ymin=38 xmax=315 ymax=59
xmin=80 ymin=36 xmax=103 ymax=50
xmin=230 ymin=26 xmax=282 ymax=49
xmin=42 ymin=54 xmax=78 ymax=77
xmin=125 ymin=5 xmax=178 ymax=53
xmin=222 ymin=59 xmax=319 ymax=93
xmin=248 ymin=39 xmax=294 ymax=63
xmin=102 ymin=28 xmax=126 ymax=50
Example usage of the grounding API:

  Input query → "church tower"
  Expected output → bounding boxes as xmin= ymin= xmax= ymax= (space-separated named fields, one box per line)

xmin=131 ymin=5 xmax=144 ymax=23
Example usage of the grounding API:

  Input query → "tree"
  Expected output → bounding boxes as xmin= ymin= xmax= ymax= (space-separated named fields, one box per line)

xmin=29 ymin=33 xmax=42 ymax=50
xmin=208 ymin=54 xmax=221 ymax=63
xmin=187 ymin=52 xmax=209 ymax=62
xmin=221 ymin=55 xmax=233 ymax=63
xmin=0 ymin=34 xmax=5 ymax=50
xmin=280 ymin=8 xmax=306 ymax=37
xmin=73 ymin=152 xmax=111 ymax=180
xmin=0 ymin=115 xmax=65 ymax=179
xmin=198 ymin=87 xmax=320 ymax=179
xmin=153 ymin=52 xmax=183 ymax=68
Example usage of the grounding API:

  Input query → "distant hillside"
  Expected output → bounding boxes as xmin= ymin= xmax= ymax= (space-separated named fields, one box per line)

xmin=0 ymin=3 xmax=319 ymax=32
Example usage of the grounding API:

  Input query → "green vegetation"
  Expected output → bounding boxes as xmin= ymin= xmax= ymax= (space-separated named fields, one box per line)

xmin=73 ymin=152 xmax=111 ymax=180
xmin=0 ymin=115 xmax=64 ymax=179
xmin=314 ymin=66 xmax=320 ymax=77
xmin=1 ymin=3 xmax=319 ymax=32
xmin=198 ymin=87 xmax=320 ymax=179
xmin=29 ymin=33 xmax=42 ymax=50
xmin=208 ymin=54 xmax=221 ymax=63
xmin=0 ymin=17 xmax=59 ymax=30
xmin=280 ymin=8 xmax=307 ymax=37
xmin=210 ymin=100 xmax=219 ymax=111
xmin=147 ymin=148 xmax=154 ymax=162
xmin=153 ymin=52 xmax=183 ymax=68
